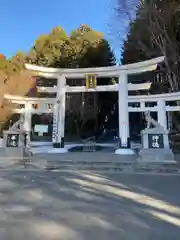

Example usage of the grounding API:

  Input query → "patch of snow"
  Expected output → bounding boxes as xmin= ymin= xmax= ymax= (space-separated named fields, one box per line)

xmin=48 ymin=148 xmax=68 ymax=154
xmin=31 ymin=146 xmax=52 ymax=154
xmin=115 ymin=148 xmax=135 ymax=155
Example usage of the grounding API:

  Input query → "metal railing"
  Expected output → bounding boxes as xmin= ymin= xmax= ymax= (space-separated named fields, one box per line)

xmin=82 ymin=136 xmax=96 ymax=152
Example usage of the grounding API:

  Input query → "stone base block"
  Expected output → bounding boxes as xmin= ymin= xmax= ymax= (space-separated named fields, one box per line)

xmin=0 ymin=147 xmax=31 ymax=160
xmin=53 ymin=140 xmax=64 ymax=149
xmin=139 ymin=148 xmax=175 ymax=163
xmin=48 ymin=148 xmax=68 ymax=154
xmin=115 ymin=148 xmax=135 ymax=155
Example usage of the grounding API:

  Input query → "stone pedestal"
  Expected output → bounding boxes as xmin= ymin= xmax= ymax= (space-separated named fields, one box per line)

xmin=3 ymin=130 xmax=25 ymax=147
xmin=0 ymin=147 xmax=28 ymax=159
xmin=139 ymin=126 xmax=175 ymax=163
xmin=2 ymin=130 xmax=32 ymax=160
xmin=115 ymin=148 xmax=135 ymax=155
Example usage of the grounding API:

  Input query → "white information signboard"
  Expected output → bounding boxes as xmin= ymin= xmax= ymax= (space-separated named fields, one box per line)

xmin=34 ymin=125 xmax=48 ymax=136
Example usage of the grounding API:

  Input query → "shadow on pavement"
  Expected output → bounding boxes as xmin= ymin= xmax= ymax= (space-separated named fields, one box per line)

xmin=0 ymin=169 xmax=179 ymax=239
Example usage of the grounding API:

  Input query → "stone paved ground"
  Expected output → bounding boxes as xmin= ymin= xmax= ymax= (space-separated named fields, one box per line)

xmin=0 ymin=169 xmax=179 ymax=239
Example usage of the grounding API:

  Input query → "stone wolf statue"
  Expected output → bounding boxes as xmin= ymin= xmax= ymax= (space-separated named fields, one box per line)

xmin=9 ymin=113 xmax=25 ymax=133
xmin=144 ymin=111 xmax=161 ymax=129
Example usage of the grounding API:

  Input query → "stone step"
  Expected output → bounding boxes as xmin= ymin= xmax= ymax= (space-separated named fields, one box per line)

xmin=45 ymin=165 xmax=179 ymax=174
xmin=0 ymin=153 xmax=178 ymax=173
xmin=45 ymin=164 xmax=133 ymax=169
xmin=43 ymin=160 xmax=179 ymax=173
xmin=0 ymin=161 xmax=178 ymax=173
xmin=46 ymin=160 xmax=136 ymax=166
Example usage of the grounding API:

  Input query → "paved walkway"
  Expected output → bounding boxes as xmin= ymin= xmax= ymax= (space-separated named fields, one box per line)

xmin=0 ymin=169 xmax=179 ymax=239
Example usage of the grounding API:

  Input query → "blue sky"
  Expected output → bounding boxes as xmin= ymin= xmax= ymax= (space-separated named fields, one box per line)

xmin=0 ymin=0 xmax=125 ymax=62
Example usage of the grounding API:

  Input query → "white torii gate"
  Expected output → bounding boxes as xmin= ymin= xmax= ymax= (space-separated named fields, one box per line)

xmin=5 ymin=56 xmax=166 ymax=155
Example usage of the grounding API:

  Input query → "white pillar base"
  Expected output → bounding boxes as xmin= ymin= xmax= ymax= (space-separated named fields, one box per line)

xmin=115 ymin=148 xmax=135 ymax=155
xmin=48 ymin=148 xmax=68 ymax=154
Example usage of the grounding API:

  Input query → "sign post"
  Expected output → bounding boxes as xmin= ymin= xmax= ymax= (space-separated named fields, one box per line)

xmin=148 ymin=134 xmax=164 ymax=149
xmin=85 ymin=74 xmax=97 ymax=89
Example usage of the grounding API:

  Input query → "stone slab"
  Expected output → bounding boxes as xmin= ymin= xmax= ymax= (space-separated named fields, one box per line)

xmin=141 ymin=126 xmax=170 ymax=149
xmin=0 ymin=147 xmax=31 ymax=160
xmin=138 ymin=148 xmax=175 ymax=163
xmin=3 ymin=131 xmax=26 ymax=148
xmin=114 ymin=148 xmax=135 ymax=155
xmin=48 ymin=148 xmax=68 ymax=154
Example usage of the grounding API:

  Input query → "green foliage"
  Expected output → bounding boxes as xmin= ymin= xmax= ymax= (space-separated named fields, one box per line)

xmin=111 ymin=78 xmax=118 ymax=85
xmin=27 ymin=27 xmax=69 ymax=66
xmin=27 ymin=24 xmax=115 ymax=68
xmin=0 ymin=24 xmax=115 ymax=133
xmin=121 ymin=1 xmax=161 ymax=64
xmin=0 ymin=24 xmax=115 ymax=70
xmin=119 ymin=0 xmax=180 ymax=92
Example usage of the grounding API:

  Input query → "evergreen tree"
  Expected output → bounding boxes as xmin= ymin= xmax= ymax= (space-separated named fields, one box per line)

xmin=117 ymin=0 xmax=180 ymax=92
xmin=0 ymin=25 xmax=116 ymax=135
